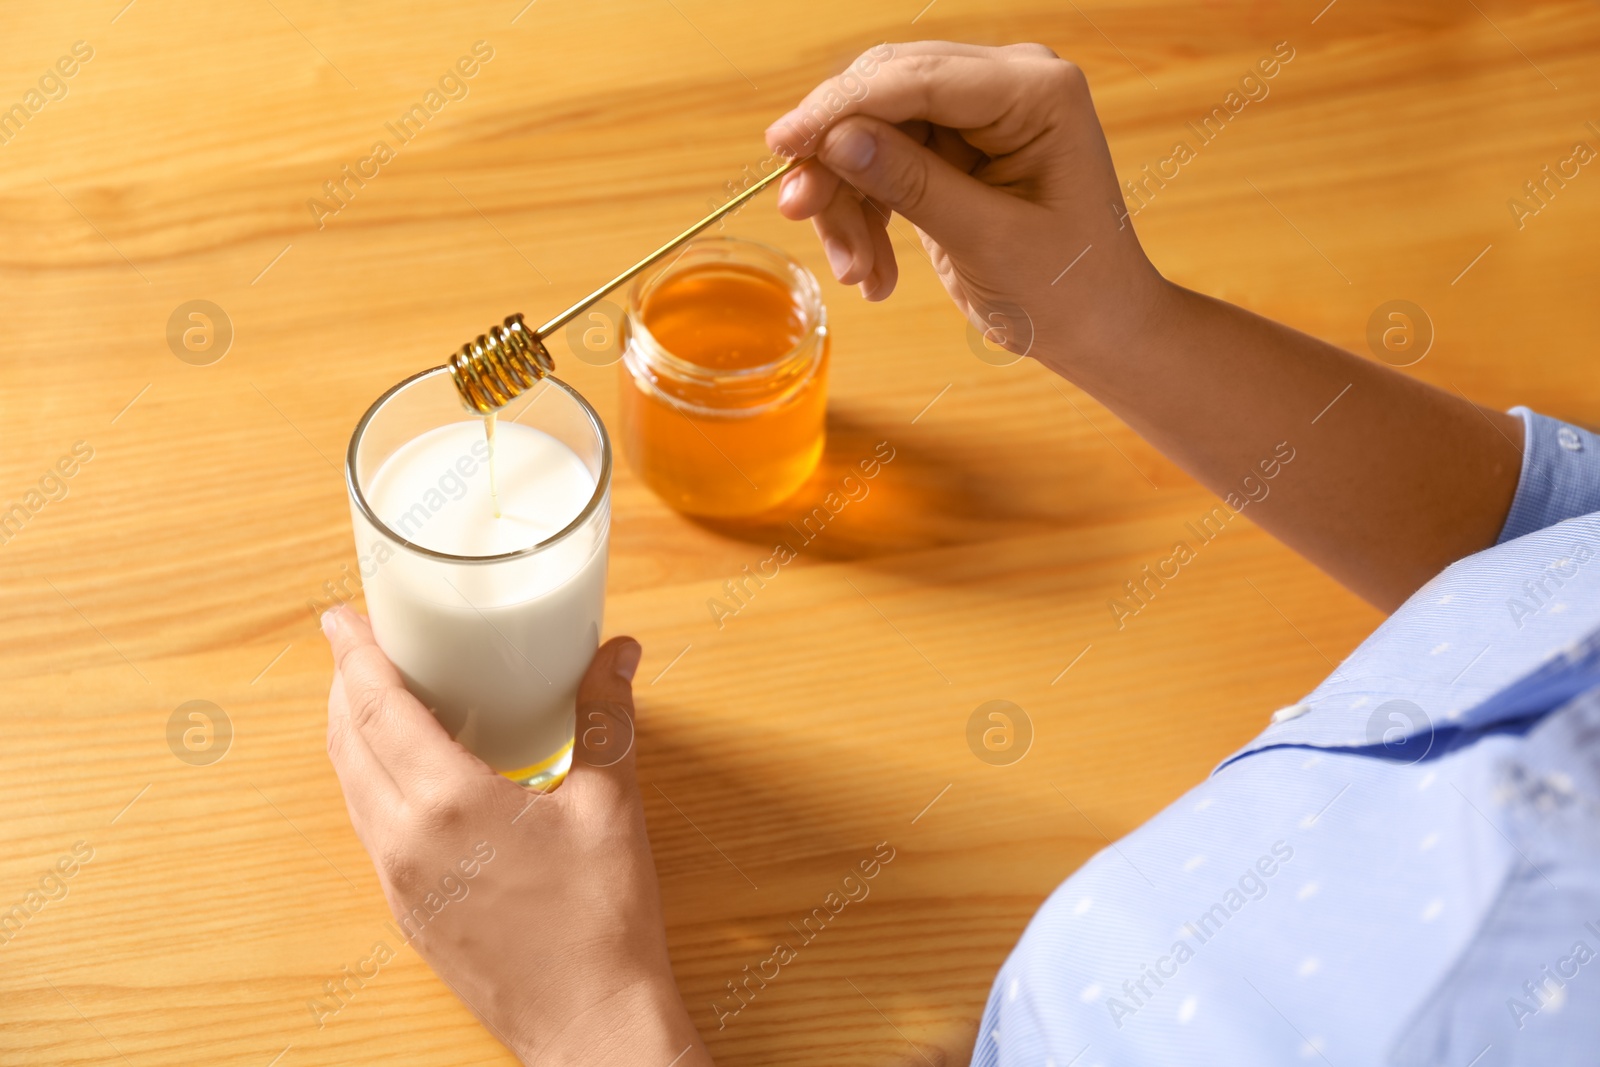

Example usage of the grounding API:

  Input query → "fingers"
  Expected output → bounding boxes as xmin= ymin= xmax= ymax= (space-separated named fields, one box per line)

xmin=777 ymin=163 xmax=840 ymax=221
xmin=326 ymin=666 xmax=401 ymax=840
xmin=794 ymin=178 xmax=899 ymax=295
xmin=925 ymin=122 xmax=988 ymax=175
xmin=815 ymin=115 xmax=1013 ymax=253
xmin=765 ymin=47 xmax=1075 ymax=161
xmin=859 ymin=205 xmax=899 ymax=301
xmin=321 ymin=607 xmax=486 ymax=799
xmin=767 ymin=42 xmax=1073 ymax=279
xmin=810 ymin=182 xmax=876 ymax=285
xmin=778 ymin=122 xmax=983 ymax=225
xmin=567 ymin=637 xmax=642 ymax=794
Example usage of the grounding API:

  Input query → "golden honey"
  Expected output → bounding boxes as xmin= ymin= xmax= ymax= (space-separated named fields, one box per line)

xmin=619 ymin=238 xmax=829 ymax=517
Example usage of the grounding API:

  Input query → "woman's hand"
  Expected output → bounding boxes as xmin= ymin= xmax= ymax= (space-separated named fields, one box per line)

xmin=766 ymin=40 xmax=1523 ymax=609
xmin=321 ymin=607 xmax=709 ymax=1067
xmin=766 ymin=40 xmax=1166 ymax=370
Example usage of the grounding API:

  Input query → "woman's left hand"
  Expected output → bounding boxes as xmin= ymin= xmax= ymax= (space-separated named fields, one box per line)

xmin=321 ymin=607 xmax=709 ymax=1066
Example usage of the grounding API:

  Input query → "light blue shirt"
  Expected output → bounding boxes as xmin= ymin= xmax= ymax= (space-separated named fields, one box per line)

xmin=974 ymin=407 xmax=1600 ymax=1067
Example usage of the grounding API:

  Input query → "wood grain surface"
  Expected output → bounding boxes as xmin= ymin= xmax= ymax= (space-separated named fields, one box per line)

xmin=3 ymin=1 xmax=1598 ymax=1064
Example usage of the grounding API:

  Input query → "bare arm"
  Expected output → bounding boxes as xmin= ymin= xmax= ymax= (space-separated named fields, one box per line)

xmin=767 ymin=41 xmax=1522 ymax=610
xmin=1089 ymin=283 xmax=1521 ymax=609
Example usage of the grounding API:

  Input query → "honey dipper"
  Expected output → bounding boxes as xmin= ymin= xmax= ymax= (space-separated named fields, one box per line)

xmin=447 ymin=154 xmax=809 ymax=414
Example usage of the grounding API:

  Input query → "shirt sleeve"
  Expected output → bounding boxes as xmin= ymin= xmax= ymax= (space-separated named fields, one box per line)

xmin=1496 ymin=406 xmax=1600 ymax=544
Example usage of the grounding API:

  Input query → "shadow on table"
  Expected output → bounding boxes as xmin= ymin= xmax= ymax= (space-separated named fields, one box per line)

xmin=684 ymin=408 xmax=1076 ymax=562
xmin=634 ymin=721 xmax=1006 ymax=1067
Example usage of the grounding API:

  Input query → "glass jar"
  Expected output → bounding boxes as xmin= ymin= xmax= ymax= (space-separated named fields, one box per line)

xmin=618 ymin=237 xmax=828 ymax=517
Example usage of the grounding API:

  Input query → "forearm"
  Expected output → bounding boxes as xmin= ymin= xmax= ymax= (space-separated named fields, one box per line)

xmin=1053 ymin=280 xmax=1523 ymax=610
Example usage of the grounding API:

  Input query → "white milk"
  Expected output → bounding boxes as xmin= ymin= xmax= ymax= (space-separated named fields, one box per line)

xmin=356 ymin=419 xmax=607 ymax=782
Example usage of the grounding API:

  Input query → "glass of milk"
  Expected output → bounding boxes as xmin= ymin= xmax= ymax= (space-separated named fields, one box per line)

xmin=345 ymin=367 xmax=610 ymax=789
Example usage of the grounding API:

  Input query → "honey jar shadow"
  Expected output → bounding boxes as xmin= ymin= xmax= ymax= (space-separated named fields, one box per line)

xmin=682 ymin=408 xmax=1069 ymax=561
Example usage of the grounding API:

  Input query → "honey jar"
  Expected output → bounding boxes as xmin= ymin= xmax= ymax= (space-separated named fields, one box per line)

xmin=618 ymin=237 xmax=829 ymax=517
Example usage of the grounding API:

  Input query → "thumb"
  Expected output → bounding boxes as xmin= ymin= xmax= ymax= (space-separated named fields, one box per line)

xmin=567 ymin=637 xmax=642 ymax=787
xmin=817 ymin=115 xmax=1009 ymax=253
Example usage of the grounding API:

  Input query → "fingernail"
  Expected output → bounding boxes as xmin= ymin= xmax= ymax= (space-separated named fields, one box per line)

xmin=777 ymin=175 xmax=800 ymax=210
xmin=824 ymin=239 xmax=853 ymax=281
xmin=829 ymin=125 xmax=876 ymax=171
xmin=614 ymin=641 xmax=642 ymax=682
xmin=320 ymin=609 xmax=339 ymax=639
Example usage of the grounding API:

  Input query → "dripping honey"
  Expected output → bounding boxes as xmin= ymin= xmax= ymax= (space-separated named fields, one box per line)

xmin=484 ymin=410 xmax=502 ymax=518
xmin=619 ymin=242 xmax=828 ymax=518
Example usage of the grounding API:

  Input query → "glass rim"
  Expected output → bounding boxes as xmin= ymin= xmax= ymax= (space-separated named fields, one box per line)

xmin=626 ymin=235 xmax=826 ymax=385
xmin=345 ymin=366 xmax=612 ymax=566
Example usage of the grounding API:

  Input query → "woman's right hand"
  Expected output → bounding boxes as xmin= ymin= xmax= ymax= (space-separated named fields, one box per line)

xmin=765 ymin=40 xmax=1167 ymax=372
xmin=767 ymin=42 xmax=1528 ymax=612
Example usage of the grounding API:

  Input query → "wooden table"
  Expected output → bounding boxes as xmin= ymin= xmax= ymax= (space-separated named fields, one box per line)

xmin=4 ymin=1 xmax=1597 ymax=1063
